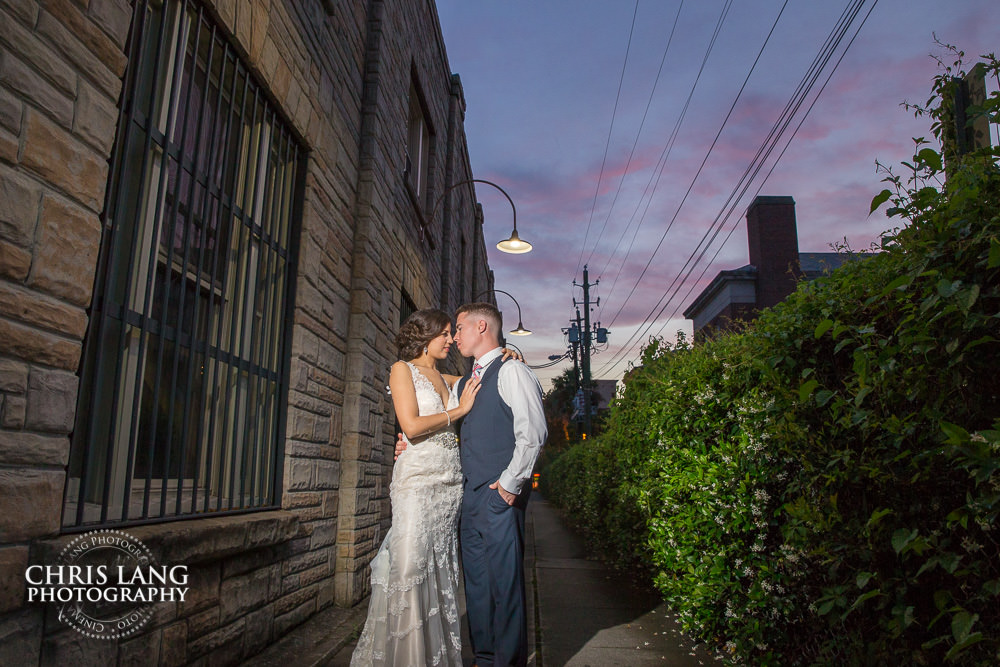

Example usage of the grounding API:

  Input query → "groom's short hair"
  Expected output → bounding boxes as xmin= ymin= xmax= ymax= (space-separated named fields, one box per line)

xmin=456 ymin=302 xmax=502 ymax=335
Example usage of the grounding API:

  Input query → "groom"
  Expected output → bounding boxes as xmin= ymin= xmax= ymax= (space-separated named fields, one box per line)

xmin=397 ymin=302 xmax=546 ymax=666
xmin=454 ymin=302 xmax=546 ymax=667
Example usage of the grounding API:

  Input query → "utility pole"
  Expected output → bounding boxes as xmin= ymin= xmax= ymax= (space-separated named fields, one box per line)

xmin=570 ymin=314 xmax=581 ymax=395
xmin=574 ymin=265 xmax=598 ymax=438
xmin=566 ymin=315 xmax=582 ymax=438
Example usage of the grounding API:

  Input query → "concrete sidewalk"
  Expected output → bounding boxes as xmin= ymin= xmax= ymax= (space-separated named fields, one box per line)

xmin=528 ymin=495 xmax=712 ymax=666
xmin=248 ymin=493 xmax=712 ymax=666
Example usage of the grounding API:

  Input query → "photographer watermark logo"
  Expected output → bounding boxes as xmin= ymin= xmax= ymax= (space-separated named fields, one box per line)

xmin=25 ymin=530 xmax=188 ymax=640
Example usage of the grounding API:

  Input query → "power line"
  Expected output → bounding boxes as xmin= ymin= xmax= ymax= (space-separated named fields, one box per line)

xmin=573 ymin=0 xmax=641 ymax=282
xmin=597 ymin=0 xmax=870 ymax=375
xmin=649 ymin=0 xmax=881 ymax=339
xmin=584 ymin=0 xmax=686 ymax=275
xmin=529 ymin=354 xmax=570 ymax=370
xmin=597 ymin=0 xmax=734 ymax=317
xmin=596 ymin=0 xmax=879 ymax=378
xmin=602 ymin=0 xmax=770 ymax=331
xmin=604 ymin=0 xmax=864 ymax=346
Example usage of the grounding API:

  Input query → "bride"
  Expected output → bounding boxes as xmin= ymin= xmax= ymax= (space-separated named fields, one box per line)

xmin=351 ymin=308 xmax=481 ymax=666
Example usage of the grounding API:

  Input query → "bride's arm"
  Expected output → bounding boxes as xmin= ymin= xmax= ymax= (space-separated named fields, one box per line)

xmin=390 ymin=362 xmax=480 ymax=440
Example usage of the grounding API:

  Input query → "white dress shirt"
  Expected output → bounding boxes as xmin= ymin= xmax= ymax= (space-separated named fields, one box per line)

xmin=457 ymin=347 xmax=547 ymax=494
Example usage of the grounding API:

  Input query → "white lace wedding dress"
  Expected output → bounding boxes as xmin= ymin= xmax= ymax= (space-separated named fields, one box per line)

xmin=351 ymin=362 xmax=464 ymax=666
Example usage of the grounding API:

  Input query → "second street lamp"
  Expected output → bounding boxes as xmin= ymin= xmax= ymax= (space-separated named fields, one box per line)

xmin=474 ymin=289 xmax=532 ymax=337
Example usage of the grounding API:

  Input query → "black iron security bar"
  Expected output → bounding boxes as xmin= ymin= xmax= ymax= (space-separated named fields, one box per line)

xmin=64 ymin=0 xmax=303 ymax=529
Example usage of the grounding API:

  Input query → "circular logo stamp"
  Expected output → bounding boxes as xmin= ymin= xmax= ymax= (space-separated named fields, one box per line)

xmin=53 ymin=530 xmax=155 ymax=640
xmin=25 ymin=529 xmax=187 ymax=640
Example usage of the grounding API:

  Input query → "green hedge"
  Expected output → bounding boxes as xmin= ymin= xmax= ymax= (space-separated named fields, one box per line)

xmin=542 ymin=54 xmax=1000 ymax=664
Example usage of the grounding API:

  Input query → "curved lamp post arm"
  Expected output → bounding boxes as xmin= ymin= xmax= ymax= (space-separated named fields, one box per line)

xmin=430 ymin=179 xmax=531 ymax=254
xmin=474 ymin=289 xmax=531 ymax=336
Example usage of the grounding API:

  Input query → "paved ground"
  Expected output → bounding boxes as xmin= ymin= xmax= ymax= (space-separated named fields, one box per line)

xmin=528 ymin=496 xmax=712 ymax=666
xmin=246 ymin=493 xmax=714 ymax=666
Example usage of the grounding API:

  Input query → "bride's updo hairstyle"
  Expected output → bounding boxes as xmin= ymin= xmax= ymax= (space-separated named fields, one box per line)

xmin=395 ymin=308 xmax=451 ymax=360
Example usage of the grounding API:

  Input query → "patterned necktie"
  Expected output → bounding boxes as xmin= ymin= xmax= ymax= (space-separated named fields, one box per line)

xmin=472 ymin=363 xmax=483 ymax=379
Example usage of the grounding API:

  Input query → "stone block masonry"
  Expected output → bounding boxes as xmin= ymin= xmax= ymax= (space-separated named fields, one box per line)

xmin=0 ymin=0 xmax=119 ymax=593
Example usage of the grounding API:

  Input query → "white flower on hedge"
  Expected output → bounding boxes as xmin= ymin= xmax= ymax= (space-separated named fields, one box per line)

xmin=961 ymin=536 xmax=982 ymax=552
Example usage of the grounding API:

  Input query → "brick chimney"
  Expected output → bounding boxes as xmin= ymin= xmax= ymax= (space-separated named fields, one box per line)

xmin=746 ymin=196 xmax=801 ymax=309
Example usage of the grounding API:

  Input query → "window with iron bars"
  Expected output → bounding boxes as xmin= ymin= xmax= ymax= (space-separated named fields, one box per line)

xmin=64 ymin=0 xmax=304 ymax=529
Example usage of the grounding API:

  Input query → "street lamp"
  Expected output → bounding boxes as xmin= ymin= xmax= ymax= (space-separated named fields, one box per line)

xmin=474 ymin=289 xmax=532 ymax=337
xmin=429 ymin=179 xmax=533 ymax=254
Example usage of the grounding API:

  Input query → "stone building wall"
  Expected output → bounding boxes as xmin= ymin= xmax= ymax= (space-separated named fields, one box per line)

xmin=0 ymin=1 xmax=129 ymax=655
xmin=0 ymin=0 xmax=493 ymax=663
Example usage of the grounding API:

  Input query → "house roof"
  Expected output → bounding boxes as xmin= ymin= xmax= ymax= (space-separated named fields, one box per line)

xmin=684 ymin=251 xmax=864 ymax=323
xmin=682 ymin=264 xmax=757 ymax=320
xmin=799 ymin=252 xmax=855 ymax=277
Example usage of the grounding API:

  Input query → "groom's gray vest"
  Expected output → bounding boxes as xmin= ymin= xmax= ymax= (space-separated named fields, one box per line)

xmin=457 ymin=359 xmax=516 ymax=490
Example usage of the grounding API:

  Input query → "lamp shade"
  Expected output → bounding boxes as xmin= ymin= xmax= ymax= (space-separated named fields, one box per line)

xmin=508 ymin=321 xmax=532 ymax=336
xmin=496 ymin=229 xmax=532 ymax=254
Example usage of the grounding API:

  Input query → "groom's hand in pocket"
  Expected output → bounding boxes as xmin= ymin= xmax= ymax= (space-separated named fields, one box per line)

xmin=394 ymin=433 xmax=408 ymax=460
xmin=489 ymin=480 xmax=516 ymax=506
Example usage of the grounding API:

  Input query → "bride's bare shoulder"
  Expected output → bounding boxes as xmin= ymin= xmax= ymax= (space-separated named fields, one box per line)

xmin=390 ymin=360 xmax=413 ymax=381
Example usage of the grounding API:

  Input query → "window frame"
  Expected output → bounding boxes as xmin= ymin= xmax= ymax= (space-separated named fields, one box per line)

xmin=405 ymin=79 xmax=432 ymax=206
xmin=64 ymin=0 xmax=305 ymax=530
